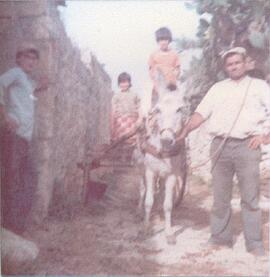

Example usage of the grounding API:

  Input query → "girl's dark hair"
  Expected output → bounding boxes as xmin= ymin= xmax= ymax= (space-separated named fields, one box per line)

xmin=118 ymin=72 xmax=132 ymax=86
xmin=155 ymin=27 xmax=172 ymax=42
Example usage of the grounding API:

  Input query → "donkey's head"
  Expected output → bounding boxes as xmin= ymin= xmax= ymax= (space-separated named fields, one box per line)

xmin=151 ymin=92 xmax=186 ymax=149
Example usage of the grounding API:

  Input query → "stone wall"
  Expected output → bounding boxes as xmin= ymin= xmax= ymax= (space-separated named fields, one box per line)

xmin=0 ymin=0 xmax=112 ymax=219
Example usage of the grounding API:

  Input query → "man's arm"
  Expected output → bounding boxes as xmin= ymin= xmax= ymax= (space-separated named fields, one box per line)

xmin=248 ymin=81 xmax=270 ymax=149
xmin=33 ymin=75 xmax=50 ymax=95
xmin=176 ymin=112 xmax=206 ymax=143
xmin=176 ymin=83 xmax=218 ymax=144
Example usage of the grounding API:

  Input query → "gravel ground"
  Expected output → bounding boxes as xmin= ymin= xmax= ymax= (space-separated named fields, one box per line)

xmin=7 ymin=166 xmax=269 ymax=276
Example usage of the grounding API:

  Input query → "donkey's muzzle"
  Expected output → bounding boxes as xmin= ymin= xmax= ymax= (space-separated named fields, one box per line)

xmin=161 ymin=137 xmax=174 ymax=148
xmin=160 ymin=128 xmax=175 ymax=148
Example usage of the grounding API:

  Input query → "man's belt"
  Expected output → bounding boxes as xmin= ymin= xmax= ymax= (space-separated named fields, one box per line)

xmin=214 ymin=136 xmax=253 ymax=142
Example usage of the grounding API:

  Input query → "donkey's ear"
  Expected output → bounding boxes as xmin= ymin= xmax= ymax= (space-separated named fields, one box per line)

xmin=155 ymin=68 xmax=167 ymax=90
xmin=151 ymin=103 xmax=161 ymax=115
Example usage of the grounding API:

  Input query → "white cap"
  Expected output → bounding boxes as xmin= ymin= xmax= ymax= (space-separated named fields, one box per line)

xmin=221 ymin=47 xmax=247 ymax=61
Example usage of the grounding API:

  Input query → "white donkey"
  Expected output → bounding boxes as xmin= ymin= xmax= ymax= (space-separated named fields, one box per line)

xmin=136 ymin=83 xmax=187 ymax=245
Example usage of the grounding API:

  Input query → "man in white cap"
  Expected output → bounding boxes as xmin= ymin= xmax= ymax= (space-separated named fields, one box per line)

xmin=177 ymin=47 xmax=270 ymax=256
xmin=0 ymin=42 xmax=48 ymax=234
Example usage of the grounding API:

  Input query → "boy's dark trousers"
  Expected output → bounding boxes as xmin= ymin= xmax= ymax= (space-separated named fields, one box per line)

xmin=1 ymin=128 xmax=36 ymax=234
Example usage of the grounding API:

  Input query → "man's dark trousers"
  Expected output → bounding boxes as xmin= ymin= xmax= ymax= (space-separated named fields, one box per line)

xmin=210 ymin=137 xmax=263 ymax=251
xmin=1 ymin=129 xmax=36 ymax=234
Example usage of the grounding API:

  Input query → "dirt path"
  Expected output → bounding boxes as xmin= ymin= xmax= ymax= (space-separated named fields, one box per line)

xmin=17 ymin=166 xmax=269 ymax=276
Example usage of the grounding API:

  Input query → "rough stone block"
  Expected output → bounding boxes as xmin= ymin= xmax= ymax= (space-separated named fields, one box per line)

xmin=0 ymin=1 xmax=47 ymax=17
xmin=0 ymin=18 xmax=12 ymax=34
xmin=33 ymin=15 xmax=55 ymax=39
xmin=0 ymin=2 xmax=15 ymax=17
xmin=2 ymin=228 xmax=39 ymax=265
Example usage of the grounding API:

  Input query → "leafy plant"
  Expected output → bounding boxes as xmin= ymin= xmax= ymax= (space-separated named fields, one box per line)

xmin=181 ymin=0 xmax=270 ymax=111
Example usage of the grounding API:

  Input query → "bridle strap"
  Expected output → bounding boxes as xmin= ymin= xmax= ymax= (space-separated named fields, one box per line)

xmin=143 ymin=140 xmax=182 ymax=158
xmin=160 ymin=127 xmax=176 ymax=137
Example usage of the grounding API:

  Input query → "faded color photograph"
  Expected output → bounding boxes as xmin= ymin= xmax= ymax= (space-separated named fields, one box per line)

xmin=0 ymin=0 xmax=270 ymax=276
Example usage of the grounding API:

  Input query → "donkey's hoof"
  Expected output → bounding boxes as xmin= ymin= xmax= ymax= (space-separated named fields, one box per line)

xmin=166 ymin=234 xmax=176 ymax=245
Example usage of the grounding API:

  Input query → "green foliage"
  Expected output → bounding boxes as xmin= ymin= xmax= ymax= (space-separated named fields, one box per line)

xmin=248 ymin=31 xmax=266 ymax=49
xmin=181 ymin=0 xmax=270 ymax=112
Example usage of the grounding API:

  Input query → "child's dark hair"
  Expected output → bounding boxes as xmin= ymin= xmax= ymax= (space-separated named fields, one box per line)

xmin=155 ymin=27 xmax=172 ymax=42
xmin=118 ymin=72 xmax=132 ymax=87
xmin=167 ymin=83 xmax=177 ymax=91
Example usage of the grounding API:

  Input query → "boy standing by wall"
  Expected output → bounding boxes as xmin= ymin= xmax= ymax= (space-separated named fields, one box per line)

xmin=0 ymin=42 xmax=48 ymax=234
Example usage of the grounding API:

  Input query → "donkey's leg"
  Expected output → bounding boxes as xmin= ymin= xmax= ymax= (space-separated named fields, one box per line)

xmin=138 ymin=176 xmax=146 ymax=210
xmin=164 ymin=174 xmax=177 ymax=244
xmin=136 ymin=175 xmax=146 ymax=221
xmin=174 ymin=176 xmax=184 ymax=208
xmin=144 ymin=168 xmax=155 ymax=228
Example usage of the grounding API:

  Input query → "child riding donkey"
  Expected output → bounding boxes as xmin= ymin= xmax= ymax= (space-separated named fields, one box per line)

xmin=149 ymin=27 xmax=181 ymax=107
